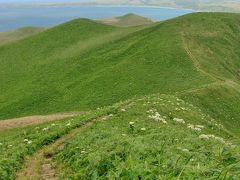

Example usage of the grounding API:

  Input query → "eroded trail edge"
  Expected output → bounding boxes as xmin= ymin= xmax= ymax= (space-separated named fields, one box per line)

xmin=16 ymin=115 xmax=109 ymax=180
xmin=0 ymin=112 xmax=82 ymax=130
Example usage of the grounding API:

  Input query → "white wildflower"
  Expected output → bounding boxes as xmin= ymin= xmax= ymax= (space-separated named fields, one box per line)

xmin=66 ymin=123 xmax=71 ymax=127
xmin=196 ymin=125 xmax=204 ymax=129
xmin=148 ymin=112 xmax=167 ymax=124
xmin=214 ymin=136 xmax=225 ymax=144
xmin=24 ymin=139 xmax=29 ymax=142
xmin=181 ymin=148 xmax=190 ymax=153
xmin=129 ymin=122 xmax=135 ymax=125
xmin=121 ymin=109 xmax=126 ymax=112
xmin=188 ymin=124 xmax=202 ymax=132
xmin=199 ymin=134 xmax=226 ymax=144
xmin=194 ymin=128 xmax=202 ymax=132
xmin=199 ymin=134 xmax=210 ymax=140
xmin=42 ymin=127 xmax=48 ymax=131
xmin=173 ymin=118 xmax=185 ymax=124
xmin=140 ymin=128 xmax=146 ymax=131
xmin=51 ymin=123 xmax=56 ymax=127
xmin=27 ymin=140 xmax=32 ymax=145
xmin=109 ymin=114 xmax=114 ymax=117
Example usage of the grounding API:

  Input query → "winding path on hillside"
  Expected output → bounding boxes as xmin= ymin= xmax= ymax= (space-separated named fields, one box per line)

xmin=16 ymin=115 xmax=109 ymax=180
xmin=181 ymin=31 xmax=224 ymax=82
xmin=181 ymin=31 xmax=240 ymax=93
xmin=0 ymin=112 xmax=82 ymax=130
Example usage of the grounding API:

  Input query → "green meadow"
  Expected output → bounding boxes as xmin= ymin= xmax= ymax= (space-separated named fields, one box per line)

xmin=0 ymin=12 xmax=240 ymax=179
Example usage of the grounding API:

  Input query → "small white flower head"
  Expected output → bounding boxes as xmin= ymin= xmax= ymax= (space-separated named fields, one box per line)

xmin=109 ymin=114 xmax=114 ymax=117
xmin=162 ymin=119 xmax=168 ymax=124
xmin=66 ymin=123 xmax=71 ymax=127
xmin=181 ymin=148 xmax=190 ymax=153
xmin=194 ymin=128 xmax=202 ymax=132
xmin=214 ymin=136 xmax=225 ymax=144
xmin=24 ymin=139 xmax=29 ymax=142
xmin=199 ymin=134 xmax=210 ymax=140
xmin=43 ymin=127 xmax=48 ymax=131
xmin=27 ymin=140 xmax=32 ymax=145
xmin=81 ymin=150 xmax=86 ymax=154
xmin=173 ymin=118 xmax=185 ymax=124
xmin=129 ymin=122 xmax=135 ymax=125
xmin=51 ymin=123 xmax=56 ymax=127
xmin=196 ymin=125 xmax=204 ymax=129
xmin=140 ymin=128 xmax=146 ymax=131
xmin=121 ymin=109 xmax=126 ymax=112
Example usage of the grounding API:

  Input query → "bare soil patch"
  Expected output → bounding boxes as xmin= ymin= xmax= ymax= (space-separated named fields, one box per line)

xmin=16 ymin=115 xmax=109 ymax=180
xmin=0 ymin=112 xmax=82 ymax=130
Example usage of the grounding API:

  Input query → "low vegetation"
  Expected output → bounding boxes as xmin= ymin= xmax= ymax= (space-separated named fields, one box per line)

xmin=54 ymin=94 xmax=240 ymax=179
xmin=0 ymin=12 xmax=240 ymax=179
xmin=0 ymin=27 xmax=44 ymax=46
xmin=0 ymin=107 xmax=113 ymax=179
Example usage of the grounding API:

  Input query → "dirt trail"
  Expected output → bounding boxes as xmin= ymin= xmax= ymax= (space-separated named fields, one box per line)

xmin=181 ymin=32 xmax=224 ymax=82
xmin=16 ymin=115 xmax=108 ymax=180
xmin=0 ymin=112 xmax=82 ymax=130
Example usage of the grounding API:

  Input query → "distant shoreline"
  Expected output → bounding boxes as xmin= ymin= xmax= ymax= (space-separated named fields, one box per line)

xmin=0 ymin=3 xmax=195 ymax=12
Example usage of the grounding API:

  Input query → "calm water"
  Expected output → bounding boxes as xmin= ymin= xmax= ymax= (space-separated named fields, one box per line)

xmin=0 ymin=5 xmax=193 ymax=32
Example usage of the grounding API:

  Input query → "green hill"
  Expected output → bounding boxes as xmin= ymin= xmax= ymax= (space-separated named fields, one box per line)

xmin=0 ymin=27 xmax=44 ymax=46
xmin=0 ymin=13 xmax=240 ymax=137
xmin=0 ymin=15 xmax=210 ymax=120
xmin=99 ymin=13 xmax=153 ymax=27
xmin=0 ymin=12 xmax=240 ymax=179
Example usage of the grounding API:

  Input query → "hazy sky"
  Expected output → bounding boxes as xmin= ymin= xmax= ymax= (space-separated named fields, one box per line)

xmin=0 ymin=0 xmax=86 ymax=3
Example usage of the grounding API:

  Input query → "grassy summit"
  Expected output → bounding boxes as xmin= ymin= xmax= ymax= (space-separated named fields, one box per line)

xmin=99 ymin=13 xmax=153 ymax=27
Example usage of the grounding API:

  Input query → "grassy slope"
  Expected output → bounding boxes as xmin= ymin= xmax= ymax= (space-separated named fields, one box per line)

xmin=0 ymin=12 xmax=240 ymax=179
xmin=179 ymin=81 xmax=240 ymax=136
xmin=0 ymin=94 xmax=239 ymax=179
xmin=55 ymin=94 xmax=240 ymax=179
xmin=177 ymin=13 xmax=240 ymax=136
xmin=0 ymin=27 xmax=44 ymax=46
xmin=0 ymin=13 xmax=239 ymax=140
xmin=0 ymin=15 xmax=211 ymax=119
xmin=181 ymin=13 xmax=240 ymax=81
xmin=99 ymin=13 xmax=153 ymax=27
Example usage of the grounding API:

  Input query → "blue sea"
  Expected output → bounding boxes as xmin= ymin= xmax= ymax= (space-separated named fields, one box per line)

xmin=0 ymin=5 xmax=193 ymax=32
